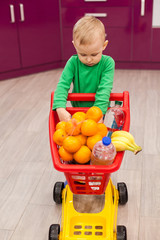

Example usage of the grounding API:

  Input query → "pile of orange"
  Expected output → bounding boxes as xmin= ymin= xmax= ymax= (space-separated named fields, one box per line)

xmin=53 ymin=106 xmax=108 ymax=164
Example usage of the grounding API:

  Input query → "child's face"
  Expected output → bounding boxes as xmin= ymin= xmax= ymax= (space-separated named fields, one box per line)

xmin=73 ymin=37 xmax=108 ymax=66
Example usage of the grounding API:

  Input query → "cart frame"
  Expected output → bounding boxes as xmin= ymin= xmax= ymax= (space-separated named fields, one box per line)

xmin=49 ymin=91 xmax=130 ymax=195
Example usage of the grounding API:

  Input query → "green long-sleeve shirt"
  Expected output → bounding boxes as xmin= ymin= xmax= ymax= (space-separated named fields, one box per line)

xmin=53 ymin=54 xmax=115 ymax=114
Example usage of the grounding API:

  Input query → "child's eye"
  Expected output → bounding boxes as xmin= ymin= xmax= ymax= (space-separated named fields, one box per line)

xmin=80 ymin=53 xmax=86 ymax=57
xmin=91 ymin=53 xmax=98 ymax=57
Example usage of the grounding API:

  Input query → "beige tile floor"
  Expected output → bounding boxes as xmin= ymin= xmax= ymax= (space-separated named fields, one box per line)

xmin=0 ymin=68 xmax=160 ymax=240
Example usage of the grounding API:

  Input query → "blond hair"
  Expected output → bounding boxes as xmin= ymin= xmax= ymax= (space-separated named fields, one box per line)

xmin=73 ymin=16 xmax=106 ymax=45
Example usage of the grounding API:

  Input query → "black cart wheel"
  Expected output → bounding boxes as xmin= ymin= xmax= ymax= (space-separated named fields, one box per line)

xmin=117 ymin=182 xmax=128 ymax=205
xmin=117 ymin=225 xmax=127 ymax=240
xmin=53 ymin=182 xmax=64 ymax=204
xmin=48 ymin=224 xmax=60 ymax=240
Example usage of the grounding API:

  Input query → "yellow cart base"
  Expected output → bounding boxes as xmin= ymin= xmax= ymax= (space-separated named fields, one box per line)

xmin=50 ymin=179 xmax=127 ymax=240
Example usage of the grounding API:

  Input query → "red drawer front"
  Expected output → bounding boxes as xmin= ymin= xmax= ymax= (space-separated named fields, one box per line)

xmin=61 ymin=0 xmax=132 ymax=7
xmin=61 ymin=7 xmax=132 ymax=28
xmin=62 ymin=27 xmax=132 ymax=61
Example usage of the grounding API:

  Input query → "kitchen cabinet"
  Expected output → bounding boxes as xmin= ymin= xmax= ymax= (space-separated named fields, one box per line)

xmin=60 ymin=1 xmax=133 ymax=62
xmin=0 ymin=0 xmax=61 ymax=73
xmin=132 ymin=0 xmax=153 ymax=62
xmin=61 ymin=0 xmax=160 ymax=68
xmin=0 ymin=1 xmax=21 ymax=72
xmin=61 ymin=0 xmax=132 ymax=7
xmin=133 ymin=0 xmax=160 ymax=63
xmin=17 ymin=0 xmax=61 ymax=67
xmin=151 ymin=0 xmax=160 ymax=62
xmin=152 ymin=29 xmax=160 ymax=62
xmin=1 ymin=0 xmax=160 ymax=79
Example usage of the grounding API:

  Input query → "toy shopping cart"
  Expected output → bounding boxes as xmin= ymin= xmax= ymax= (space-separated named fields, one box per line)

xmin=48 ymin=91 xmax=130 ymax=240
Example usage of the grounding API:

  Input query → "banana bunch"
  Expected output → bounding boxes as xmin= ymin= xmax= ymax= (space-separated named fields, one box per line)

xmin=111 ymin=130 xmax=142 ymax=155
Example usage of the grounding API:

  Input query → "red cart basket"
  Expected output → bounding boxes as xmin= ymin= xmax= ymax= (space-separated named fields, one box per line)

xmin=49 ymin=91 xmax=130 ymax=195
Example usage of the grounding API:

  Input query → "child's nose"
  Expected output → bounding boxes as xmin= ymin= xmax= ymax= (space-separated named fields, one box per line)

xmin=86 ymin=56 xmax=92 ymax=62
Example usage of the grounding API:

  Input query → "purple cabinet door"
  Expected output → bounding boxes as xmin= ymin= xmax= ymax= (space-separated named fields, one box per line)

xmin=132 ymin=0 xmax=153 ymax=62
xmin=104 ymin=27 xmax=132 ymax=61
xmin=17 ymin=0 xmax=61 ymax=67
xmin=0 ymin=1 xmax=21 ymax=72
xmin=152 ymin=29 xmax=160 ymax=62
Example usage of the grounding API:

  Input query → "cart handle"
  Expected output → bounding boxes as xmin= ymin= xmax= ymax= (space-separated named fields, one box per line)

xmin=50 ymin=91 xmax=130 ymax=133
xmin=50 ymin=91 xmax=130 ymax=109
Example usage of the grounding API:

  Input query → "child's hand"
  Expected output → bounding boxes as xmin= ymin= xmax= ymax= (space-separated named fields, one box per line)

xmin=56 ymin=108 xmax=71 ymax=122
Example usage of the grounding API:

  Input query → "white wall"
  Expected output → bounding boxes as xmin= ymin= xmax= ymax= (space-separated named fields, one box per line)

xmin=152 ymin=0 xmax=160 ymax=27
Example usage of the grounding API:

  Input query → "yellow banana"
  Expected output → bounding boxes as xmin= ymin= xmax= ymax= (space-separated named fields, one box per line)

xmin=111 ymin=131 xmax=142 ymax=154
xmin=112 ymin=130 xmax=134 ymax=141
xmin=111 ymin=136 xmax=135 ymax=149
xmin=111 ymin=140 xmax=135 ymax=152
xmin=111 ymin=130 xmax=140 ymax=149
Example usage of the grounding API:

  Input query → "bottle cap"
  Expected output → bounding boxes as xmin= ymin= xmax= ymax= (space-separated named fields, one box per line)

xmin=102 ymin=137 xmax=111 ymax=146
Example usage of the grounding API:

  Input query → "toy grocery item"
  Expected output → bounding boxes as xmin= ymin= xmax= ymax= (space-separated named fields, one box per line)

xmin=105 ymin=106 xmax=125 ymax=137
xmin=111 ymin=130 xmax=142 ymax=154
xmin=91 ymin=136 xmax=116 ymax=166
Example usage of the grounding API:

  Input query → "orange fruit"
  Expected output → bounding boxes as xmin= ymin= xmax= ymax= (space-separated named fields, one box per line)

xmin=72 ymin=112 xmax=86 ymax=122
xmin=53 ymin=129 xmax=67 ymax=146
xmin=73 ymin=146 xmax=91 ymax=164
xmin=97 ymin=123 xmax=108 ymax=137
xmin=75 ymin=134 xmax=87 ymax=145
xmin=63 ymin=136 xmax=81 ymax=153
xmin=87 ymin=134 xmax=102 ymax=150
xmin=65 ymin=119 xmax=81 ymax=136
xmin=86 ymin=106 xmax=103 ymax=122
xmin=59 ymin=146 xmax=73 ymax=162
xmin=56 ymin=121 xmax=66 ymax=131
xmin=81 ymin=119 xmax=98 ymax=136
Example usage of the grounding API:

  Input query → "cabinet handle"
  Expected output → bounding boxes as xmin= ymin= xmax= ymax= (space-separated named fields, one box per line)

xmin=19 ymin=3 xmax=25 ymax=21
xmin=141 ymin=0 xmax=145 ymax=16
xmin=85 ymin=13 xmax=107 ymax=18
xmin=84 ymin=0 xmax=107 ymax=2
xmin=10 ymin=5 xmax=15 ymax=23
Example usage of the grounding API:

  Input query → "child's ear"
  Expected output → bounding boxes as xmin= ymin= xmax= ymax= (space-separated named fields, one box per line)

xmin=72 ymin=40 xmax=75 ymax=47
xmin=103 ymin=40 xmax=108 ymax=50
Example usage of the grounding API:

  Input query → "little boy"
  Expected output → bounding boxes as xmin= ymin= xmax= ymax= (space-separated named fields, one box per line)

xmin=53 ymin=16 xmax=115 ymax=122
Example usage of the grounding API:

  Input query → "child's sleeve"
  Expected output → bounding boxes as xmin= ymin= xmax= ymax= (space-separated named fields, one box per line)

xmin=94 ymin=57 xmax=115 ymax=114
xmin=52 ymin=58 xmax=75 ymax=110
